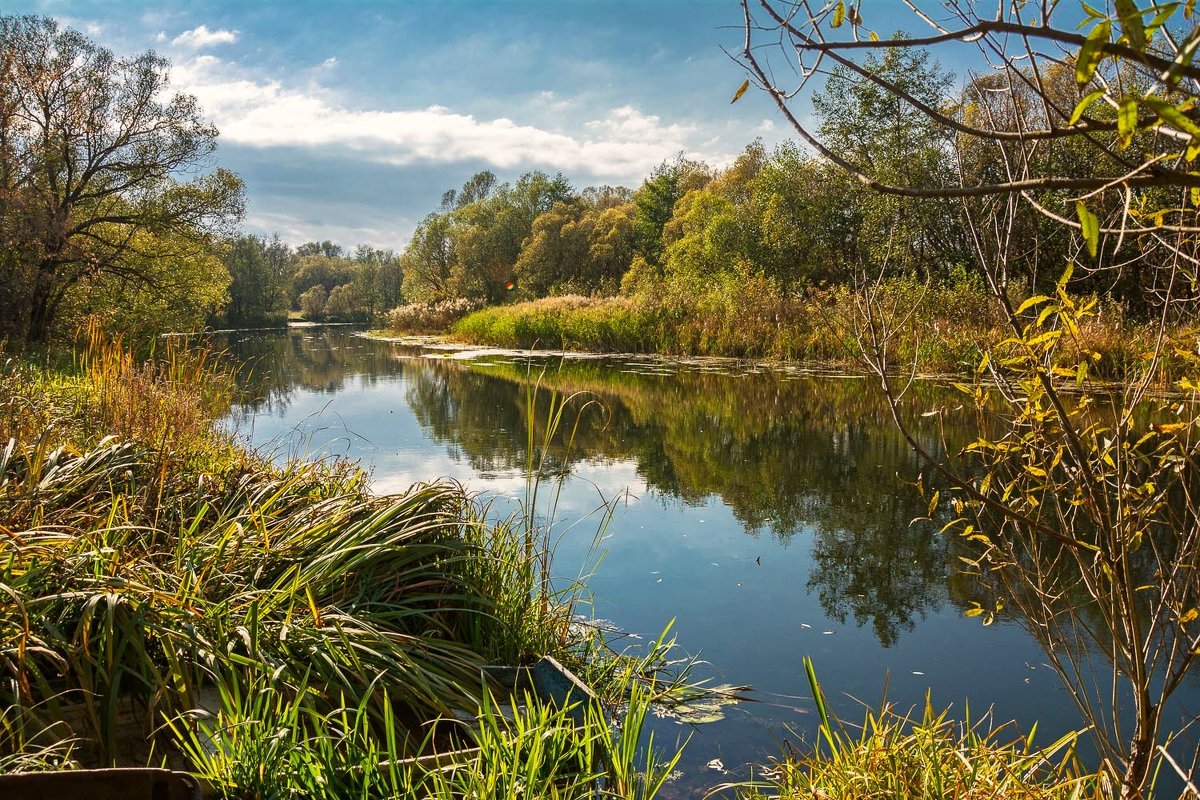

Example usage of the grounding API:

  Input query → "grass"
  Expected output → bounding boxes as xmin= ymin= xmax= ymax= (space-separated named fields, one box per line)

xmin=446 ymin=276 xmax=1190 ymax=383
xmin=0 ymin=329 xmax=702 ymax=797
xmin=726 ymin=659 xmax=1112 ymax=800
xmin=172 ymin=662 xmax=685 ymax=800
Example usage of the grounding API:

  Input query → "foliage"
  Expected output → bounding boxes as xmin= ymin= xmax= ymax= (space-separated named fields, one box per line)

xmin=737 ymin=1 xmax=1200 ymax=795
xmin=729 ymin=661 xmax=1107 ymax=800
xmin=298 ymin=284 xmax=328 ymax=320
xmin=0 ymin=15 xmax=244 ymax=343
xmin=220 ymin=234 xmax=292 ymax=328
xmin=385 ymin=297 xmax=485 ymax=334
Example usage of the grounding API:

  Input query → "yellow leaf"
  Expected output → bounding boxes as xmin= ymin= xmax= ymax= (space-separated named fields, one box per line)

xmin=964 ymin=607 xmax=985 ymax=618
xmin=731 ymin=79 xmax=750 ymax=104
xmin=1181 ymin=608 xmax=1199 ymax=624
xmin=831 ymin=1 xmax=845 ymax=28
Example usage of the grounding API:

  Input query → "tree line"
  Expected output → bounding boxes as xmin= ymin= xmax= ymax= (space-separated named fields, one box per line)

xmin=396 ymin=43 xmax=1159 ymax=318
xmin=1 ymin=11 xmax=1173 ymax=348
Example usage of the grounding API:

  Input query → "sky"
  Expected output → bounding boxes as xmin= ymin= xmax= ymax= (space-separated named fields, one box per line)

xmin=8 ymin=0 xmax=927 ymax=251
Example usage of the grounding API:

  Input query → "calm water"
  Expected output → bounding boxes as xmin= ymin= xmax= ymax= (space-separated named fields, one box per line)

xmin=219 ymin=326 xmax=1197 ymax=793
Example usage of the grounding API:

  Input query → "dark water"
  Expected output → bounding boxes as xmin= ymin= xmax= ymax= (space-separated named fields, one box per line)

xmin=218 ymin=326 xmax=1198 ymax=793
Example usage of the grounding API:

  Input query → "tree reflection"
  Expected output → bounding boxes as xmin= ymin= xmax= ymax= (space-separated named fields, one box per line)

xmin=222 ymin=330 xmax=982 ymax=648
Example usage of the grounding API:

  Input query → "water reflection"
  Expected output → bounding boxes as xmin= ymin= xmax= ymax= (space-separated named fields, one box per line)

xmin=222 ymin=328 xmax=974 ymax=649
xmin=218 ymin=328 xmax=1199 ymax=791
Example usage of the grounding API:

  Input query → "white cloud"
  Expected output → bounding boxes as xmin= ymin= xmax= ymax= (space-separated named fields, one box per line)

xmin=321 ymin=57 xmax=338 ymax=69
xmin=172 ymin=25 xmax=239 ymax=50
xmin=170 ymin=55 xmax=729 ymax=184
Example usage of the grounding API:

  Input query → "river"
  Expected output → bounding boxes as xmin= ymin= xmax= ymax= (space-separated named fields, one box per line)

xmin=217 ymin=325 xmax=1198 ymax=794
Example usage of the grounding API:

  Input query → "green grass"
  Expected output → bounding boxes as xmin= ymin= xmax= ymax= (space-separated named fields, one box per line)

xmin=727 ymin=659 xmax=1111 ymax=800
xmin=448 ymin=278 xmax=1187 ymax=382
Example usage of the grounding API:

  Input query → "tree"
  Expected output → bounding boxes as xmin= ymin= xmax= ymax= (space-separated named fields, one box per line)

xmin=0 ymin=16 xmax=244 ymax=343
xmin=323 ymin=282 xmax=364 ymax=320
xmin=298 ymin=285 xmax=327 ymax=320
xmin=60 ymin=229 xmax=229 ymax=341
xmin=222 ymin=234 xmax=290 ymax=327
xmin=741 ymin=2 xmax=1200 ymax=796
xmin=632 ymin=157 xmax=711 ymax=266
xmin=353 ymin=245 xmax=404 ymax=315
xmin=291 ymin=253 xmax=354 ymax=302
xmin=811 ymin=42 xmax=961 ymax=278
xmin=401 ymin=212 xmax=455 ymax=303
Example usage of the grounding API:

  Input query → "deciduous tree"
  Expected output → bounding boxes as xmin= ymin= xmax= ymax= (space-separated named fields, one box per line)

xmin=0 ymin=16 xmax=244 ymax=342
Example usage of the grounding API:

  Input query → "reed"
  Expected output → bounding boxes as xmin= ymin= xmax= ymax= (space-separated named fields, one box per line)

xmin=449 ymin=280 xmax=1188 ymax=383
xmin=0 ymin=335 xmax=700 ymax=794
xmin=726 ymin=659 xmax=1113 ymax=800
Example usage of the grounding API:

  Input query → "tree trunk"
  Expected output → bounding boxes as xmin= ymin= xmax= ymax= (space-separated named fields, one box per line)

xmin=1120 ymin=699 xmax=1159 ymax=800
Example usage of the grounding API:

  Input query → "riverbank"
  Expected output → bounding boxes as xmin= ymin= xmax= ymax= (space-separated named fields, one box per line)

xmin=388 ymin=281 xmax=1184 ymax=385
xmin=0 ymin=331 xmax=1141 ymax=797
xmin=0 ymin=335 xmax=694 ymax=797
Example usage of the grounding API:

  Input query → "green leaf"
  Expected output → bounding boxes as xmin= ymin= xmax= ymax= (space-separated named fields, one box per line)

xmin=1115 ymin=0 xmax=1146 ymax=49
xmin=1076 ymin=21 xmax=1111 ymax=85
xmin=1142 ymin=96 xmax=1200 ymax=137
xmin=1147 ymin=3 xmax=1181 ymax=37
xmin=1118 ymin=95 xmax=1139 ymax=147
xmin=1070 ymin=89 xmax=1106 ymax=124
xmin=1077 ymin=202 xmax=1099 ymax=258
xmin=831 ymin=1 xmax=845 ymax=28
xmin=731 ymin=79 xmax=750 ymax=104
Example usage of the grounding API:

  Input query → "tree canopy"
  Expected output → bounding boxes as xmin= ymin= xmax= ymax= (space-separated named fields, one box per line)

xmin=0 ymin=15 xmax=244 ymax=342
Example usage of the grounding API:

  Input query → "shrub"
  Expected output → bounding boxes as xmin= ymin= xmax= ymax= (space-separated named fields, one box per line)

xmin=385 ymin=298 xmax=484 ymax=334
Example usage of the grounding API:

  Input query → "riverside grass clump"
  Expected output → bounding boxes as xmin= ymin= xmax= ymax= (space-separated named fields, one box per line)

xmin=0 ymin=335 xmax=696 ymax=797
xmin=385 ymin=297 xmax=484 ymax=334
xmin=728 ymin=660 xmax=1112 ymax=800
xmin=448 ymin=276 xmax=1186 ymax=382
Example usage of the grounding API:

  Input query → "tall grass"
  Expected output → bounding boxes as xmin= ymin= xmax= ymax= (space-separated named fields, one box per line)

xmin=449 ymin=277 xmax=1185 ymax=382
xmin=727 ymin=659 xmax=1112 ymax=800
xmin=172 ymin=661 xmax=684 ymax=799
xmin=1 ymin=332 xmax=701 ymax=793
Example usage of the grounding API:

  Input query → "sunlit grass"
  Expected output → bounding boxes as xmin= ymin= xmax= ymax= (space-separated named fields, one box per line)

xmin=726 ymin=659 xmax=1112 ymax=800
xmin=448 ymin=278 xmax=1187 ymax=383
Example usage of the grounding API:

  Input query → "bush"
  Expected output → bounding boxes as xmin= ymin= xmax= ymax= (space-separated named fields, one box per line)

xmin=385 ymin=298 xmax=484 ymax=334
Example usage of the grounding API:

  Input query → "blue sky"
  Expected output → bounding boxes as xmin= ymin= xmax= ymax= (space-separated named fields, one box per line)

xmin=10 ymin=1 xmax=926 ymax=250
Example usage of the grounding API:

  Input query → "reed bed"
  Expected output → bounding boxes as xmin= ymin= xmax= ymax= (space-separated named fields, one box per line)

xmin=447 ymin=278 xmax=1189 ymax=383
xmin=727 ymin=660 xmax=1112 ymax=800
xmin=0 ymin=332 xmax=698 ymax=797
